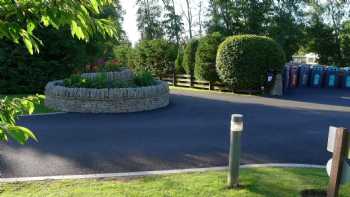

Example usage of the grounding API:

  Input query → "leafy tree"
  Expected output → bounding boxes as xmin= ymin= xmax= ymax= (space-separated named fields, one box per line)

xmin=269 ymin=0 xmax=305 ymax=61
xmin=238 ymin=0 xmax=272 ymax=34
xmin=175 ymin=47 xmax=185 ymax=74
xmin=112 ymin=42 xmax=132 ymax=66
xmin=161 ymin=0 xmax=183 ymax=45
xmin=0 ymin=95 xmax=43 ymax=144
xmin=89 ymin=0 xmax=126 ymax=59
xmin=0 ymin=28 xmax=92 ymax=94
xmin=136 ymin=0 xmax=164 ymax=40
xmin=306 ymin=18 xmax=338 ymax=65
xmin=0 ymin=0 xmax=119 ymax=54
xmin=182 ymin=39 xmax=199 ymax=75
xmin=0 ymin=0 xmax=125 ymax=94
xmin=184 ymin=0 xmax=193 ymax=39
xmin=305 ymin=1 xmax=339 ymax=65
xmin=132 ymin=39 xmax=177 ymax=77
xmin=303 ymin=0 xmax=350 ymax=65
xmin=206 ymin=0 xmax=272 ymax=36
xmin=0 ymin=0 xmax=121 ymax=145
xmin=324 ymin=0 xmax=347 ymax=65
xmin=341 ymin=20 xmax=350 ymax=66
xmin=206 ymin=0 xmax=241 ymax=36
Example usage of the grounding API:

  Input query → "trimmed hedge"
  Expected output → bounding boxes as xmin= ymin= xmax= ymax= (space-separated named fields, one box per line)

xmin=175 ymin=48 xmax=185 ymax=74
xmin=0 ymin=28 xmax=90 ymax=94
xmin=182 ymin=39 xmax=198 ymax=75
xmin=194 ymin=32 xmax=223 ymax=82
xmin=132 ymin=39 xmax=177 ymax=77
xmin=216 ymin=35 xmax=286 ymax=90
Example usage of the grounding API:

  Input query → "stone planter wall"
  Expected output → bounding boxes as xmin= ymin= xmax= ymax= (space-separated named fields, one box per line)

xmin=81 ymin=69 xmax=134 ymax=81
xmin=44 ymin=70 xmax=169 ymax=113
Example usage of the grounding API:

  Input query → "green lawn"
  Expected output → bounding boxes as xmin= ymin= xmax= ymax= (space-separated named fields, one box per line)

xmin=0 ymin=94 xmax=56 ymax=114
xmin=0 ymin=168 xmax=349 ymax=197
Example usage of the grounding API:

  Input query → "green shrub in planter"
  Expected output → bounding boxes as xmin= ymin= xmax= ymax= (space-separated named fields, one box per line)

xmin=132 ymin=39 xmax=177 ymax=77
xmin=182 ymin=39 xmax=198 ymax=75
xmin=216 ymin=35 xmax=286 ymax=90
xmin=133 ymin=70 xmax=156 ymax=86
xmin=194 ymin=32 xmax=224 ymax=82
xmin=175 ymin=48 xmax=185 ymax=74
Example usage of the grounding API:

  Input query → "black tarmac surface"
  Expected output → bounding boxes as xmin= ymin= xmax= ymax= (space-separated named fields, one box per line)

xmin=1 ymin=88 xmax=350 ymax=178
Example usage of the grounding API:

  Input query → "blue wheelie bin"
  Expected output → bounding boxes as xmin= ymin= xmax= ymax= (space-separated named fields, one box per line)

xmin=325 ymin=66 xmax=339 ymax=88
xmin=342 ymin=67 xmax=350 ymax=88
xmin=298 ymin=64 xmax=311 ymax=87
xmin=310 ymin=65 xmax=325 ymax=88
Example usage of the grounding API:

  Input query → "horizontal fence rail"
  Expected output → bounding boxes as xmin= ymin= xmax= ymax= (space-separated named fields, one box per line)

xmin=158 ymin=73 xmax=260 ymax=94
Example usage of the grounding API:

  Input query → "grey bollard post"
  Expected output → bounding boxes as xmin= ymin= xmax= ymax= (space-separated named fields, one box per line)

xmin=228 ymin=114 xmax=244 ymax=188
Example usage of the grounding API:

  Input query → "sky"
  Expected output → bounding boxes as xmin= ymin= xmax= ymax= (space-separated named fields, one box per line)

xmin=119 ymin=0 xmax=208 ymax=44
xmin=119 ymin=0 xmax=139 ymax=44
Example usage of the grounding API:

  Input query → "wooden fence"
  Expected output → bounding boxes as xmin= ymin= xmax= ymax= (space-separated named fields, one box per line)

xmin=159 ymin=73 xmax=260 ymax=94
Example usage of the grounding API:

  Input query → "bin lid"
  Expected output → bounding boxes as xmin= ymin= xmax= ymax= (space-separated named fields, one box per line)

xmin=299 ymin=64 xmax=310 ymax=68
xmin=311 ymin=64 xmax=324 ymax=70
xmin=326 ymin=66 xmax=339 ymax=71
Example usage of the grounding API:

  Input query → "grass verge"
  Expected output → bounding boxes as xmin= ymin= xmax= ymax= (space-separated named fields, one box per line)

xmin=0 ymin=168 xmax=349 ymax=197
xmin=0 ymin=94 xmax=56 ymax=114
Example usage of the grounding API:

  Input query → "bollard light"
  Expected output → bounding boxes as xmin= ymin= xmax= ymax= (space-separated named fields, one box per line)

xmin=228 ymin=114 xmax=244 ymax=188
xmin=231 ymin=114 xmax=243 ymax=132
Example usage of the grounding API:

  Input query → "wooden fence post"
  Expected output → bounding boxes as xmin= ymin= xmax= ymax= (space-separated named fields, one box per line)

xmin=190 ymin=75 xmax=193 ymax=88
xmin=173 ymin=72 xmax=176 ymax=87
xmin=327 ymin=127 xmax=349 ymax=197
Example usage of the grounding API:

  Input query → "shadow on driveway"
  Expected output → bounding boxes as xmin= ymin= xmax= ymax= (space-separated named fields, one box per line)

xmin=1 ymin=89 xmax=349 ymax=178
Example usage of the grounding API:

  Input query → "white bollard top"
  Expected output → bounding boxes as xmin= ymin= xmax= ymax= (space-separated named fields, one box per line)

xmin=231 ymin=114 xmax=244 ymax=132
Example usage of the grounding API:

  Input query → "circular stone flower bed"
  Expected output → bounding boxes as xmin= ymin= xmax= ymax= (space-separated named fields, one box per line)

xmin=44 ymin=70 xmax=169 ymax=113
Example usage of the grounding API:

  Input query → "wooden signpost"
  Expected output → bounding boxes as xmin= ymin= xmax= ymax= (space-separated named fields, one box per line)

xmin=326 ymin=126 xmax=350 ymax=197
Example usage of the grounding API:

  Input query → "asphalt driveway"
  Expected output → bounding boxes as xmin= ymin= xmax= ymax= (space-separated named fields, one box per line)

xmin=1 ymin=88 xmax=350 ymax=178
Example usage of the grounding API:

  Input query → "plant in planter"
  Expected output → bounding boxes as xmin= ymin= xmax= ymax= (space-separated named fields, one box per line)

xmin=85 ymin=59 xmax=126 ymax=73
xmin=63 ymin=70 xmax=156 ymax=89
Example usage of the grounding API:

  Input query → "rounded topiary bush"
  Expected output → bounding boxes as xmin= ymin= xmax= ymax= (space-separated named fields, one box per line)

xmin=216 ymin=35 xmax=286 ymax=90
xmin=194 ymin=32 xmax=223 ymax=82
xmin=182 ymin=39 xmax=198 ymax=75
xmin=132 ymin=39 xmax=177 ymax=77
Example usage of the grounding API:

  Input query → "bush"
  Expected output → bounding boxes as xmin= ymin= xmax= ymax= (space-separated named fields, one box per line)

xmin=0 ymin=2 xmax=124 ymax=94
xmin=0 ymin=27 xmax=124 ymax=94
xmin=63 ymin=73 xmax=130 ymax=89
xmin=85 ymin=59 xmax=126 ymax=73
xmin=133 ymin=70 xmax=156 ymax=86
xmin=175 ymin=48 xmax=185 ymax=74
xmin=194 ymin=32 xmax=223 ymax=82
xmin=63 ymin=71 xmax=156 ymax=89
xmin=131 ymin=39 xmax=177 ymax=77
xmin=216 ymin=35 xmax=286 ymax=90
xmin=112 ymin=43 xmax=132 ymax=67
xmin=0 ymin=28 xmax=90 ymax=94
xmin=182 ymin=39 xmax=199 ymax=75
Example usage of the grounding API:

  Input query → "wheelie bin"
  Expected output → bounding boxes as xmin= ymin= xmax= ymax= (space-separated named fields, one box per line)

xmin=298 ymin=64 xmax=311 ymax=87
xmin=310 ymin=65 xmax=325 ymax=88
xmin=325 ymin=66 xmax=339 ymax=88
